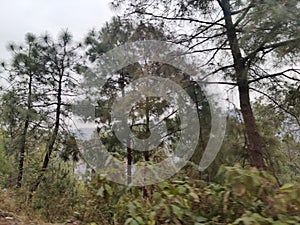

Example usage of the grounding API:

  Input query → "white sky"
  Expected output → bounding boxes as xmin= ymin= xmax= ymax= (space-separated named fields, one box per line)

xmin=0 ymin=0 xmax=115 ymax=61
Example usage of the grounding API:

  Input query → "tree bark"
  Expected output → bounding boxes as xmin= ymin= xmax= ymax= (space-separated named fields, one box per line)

xmin=143 ymin=97 xmax=150 ymax=197
xmin=219 ymin=0 xmax=266 ymax=169
xmin=127 ymin=139 xmax=132 ymax=185
xmin=119 ymin=71 xmax=133 ymax=185
xmin=238 ymin=81 xmax=266 ymax=168
xmin=17 ymin=49 xmax=33 ymax=188
xmin=17 ymin=115 xmax=29 ymax=187
xmin=29 ymin=70 xmax=63 ymax=198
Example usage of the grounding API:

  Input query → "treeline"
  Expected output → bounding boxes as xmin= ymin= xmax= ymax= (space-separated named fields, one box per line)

xmin=0 ymin=0 xmax=299 ymax=224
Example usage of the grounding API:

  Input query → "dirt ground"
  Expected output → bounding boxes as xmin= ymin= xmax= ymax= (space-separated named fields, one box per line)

xmin=0 ymin=211 xmax=19 ymax=225
xmin=0 ymin=191 xmax=83 ymax=225
xmin=0 ymin=210 xmax=82 ymax=225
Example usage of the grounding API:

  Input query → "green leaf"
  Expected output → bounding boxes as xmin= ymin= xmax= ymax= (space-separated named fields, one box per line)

xmin=149 ymin=211 xmax=156 ymax=220
xmin=281 ymin=183 xmax=294 ymax=189
xmin=177 ymin=185 xmax=186 ymax=194
xmin=130 ymin=220 xmax=139 ymax=225
xmin=128 ymin=202 xmax=137 ymax=216
xmin=171 ymin=204 xmax=183 ymax=220
xmin=189 ymin=192 xmax=200 ymax=202
xmin=105 ymin=184 xmax=113 ymax=195
xmin=195 ymin=216 xmax=208 ymax=222
xmin=125 ymin=218 xmax=133 ymax=225
xmin=135 ymin=216 xmax=144 ymax=224
xmin=96 ymin=186 xmax=104 ymax=197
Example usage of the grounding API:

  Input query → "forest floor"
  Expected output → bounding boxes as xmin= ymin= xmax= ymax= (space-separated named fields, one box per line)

xmin=0 ymin=210 xmax=40 ymax=225
xmin=0 ymin=210 xmax=77 ymax=225
xmin=0 ymin=210 xmax=82 ymax=225
xmin=0 ymin=191 xmax=82 ymax=225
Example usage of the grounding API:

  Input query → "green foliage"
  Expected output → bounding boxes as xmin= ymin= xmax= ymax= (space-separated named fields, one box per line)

xmin=253 ymin=101 xmax=300 ymax=184
xmin=115 ymin=178 xmax=209 ymax=225
xmin=0 ymin=136 xmax=14 ymax=187
xmin=240 ymin=0 xmax=300 ymax=58
xmin=79 ymin=166 xmax=300 ymax=225
xmin=81 ymin=173 xmax=128 ymax=225
xmin=204 ymin=114 xmax=246 ymax=181
xmin=31 ymin=163 xmax=81 ymax=222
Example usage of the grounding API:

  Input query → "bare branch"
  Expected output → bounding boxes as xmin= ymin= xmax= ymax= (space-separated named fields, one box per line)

xmin=250 ymin=87 xmax=300 ymax=127
xmin=248 ymin=68 xmax=300 ymax=84
xmin=233 ymin=1 xmax=255 ymax=27
xmin=208 ymin=64 xmax=234 ymax=76
xmin=200 ymin=81 xmax=237 ymax=86
xmin=245 ymin=38 xmax=300 ymax=62
xmin=134 ymin=10 xmax=225 ymax=27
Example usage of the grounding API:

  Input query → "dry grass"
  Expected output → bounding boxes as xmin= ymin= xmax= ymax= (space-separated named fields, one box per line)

xmin=0 ymin=189 xmax=64 ymax=225
xmin=0 ymin=189 xmax=93 ymax=225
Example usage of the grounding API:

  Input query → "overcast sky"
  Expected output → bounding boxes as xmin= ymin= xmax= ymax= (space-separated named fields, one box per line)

xmin=0 ymin=0 xmax=115 ymax=61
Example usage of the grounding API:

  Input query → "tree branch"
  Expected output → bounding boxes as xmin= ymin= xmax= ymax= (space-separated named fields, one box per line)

xmin=248 ymin=68 xmax=300 ymax=84
xmin=245 ymin=38 xmax=300 ymax=62
xmin=250 ymin=87 xmax=300 ymax=127
xmin=134 ymin=10 xmax=225 ymax=27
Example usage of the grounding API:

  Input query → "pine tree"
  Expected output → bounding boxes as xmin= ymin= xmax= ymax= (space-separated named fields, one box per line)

xmin=112 ymin=0 xmax=300 ymax=169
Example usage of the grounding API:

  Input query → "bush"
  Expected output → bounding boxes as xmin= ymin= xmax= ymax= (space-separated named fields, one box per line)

xmin=31 ymin=164 xmax=82 ymax=222
xmin=0 ymin=141 xmax=14 ymax=188
xmin=90 ymin=165 xmax=300 ymax=225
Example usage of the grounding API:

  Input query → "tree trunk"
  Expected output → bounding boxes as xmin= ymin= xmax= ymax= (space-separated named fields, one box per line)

xmin=29 ymin=72 xmax=63 ymax=198
xmin=144 ymin=97 xmax=150 ymax=162
xmin=143 ymin=97 xmax=150 ymax=197
xmin=17 ymin=63 xmax=33 ymax=188
xmin=127 ymin=139 xmax=132 ymax=185
xmin=17 ymin=120 xmax=29 ymax=187
xmin=238 ymin=81 xmax=266 ymax=168
xmin=119 ymin=71 xmax=133 ymax=185
xmin=220 ymin=0 xmax=266 ymax=169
